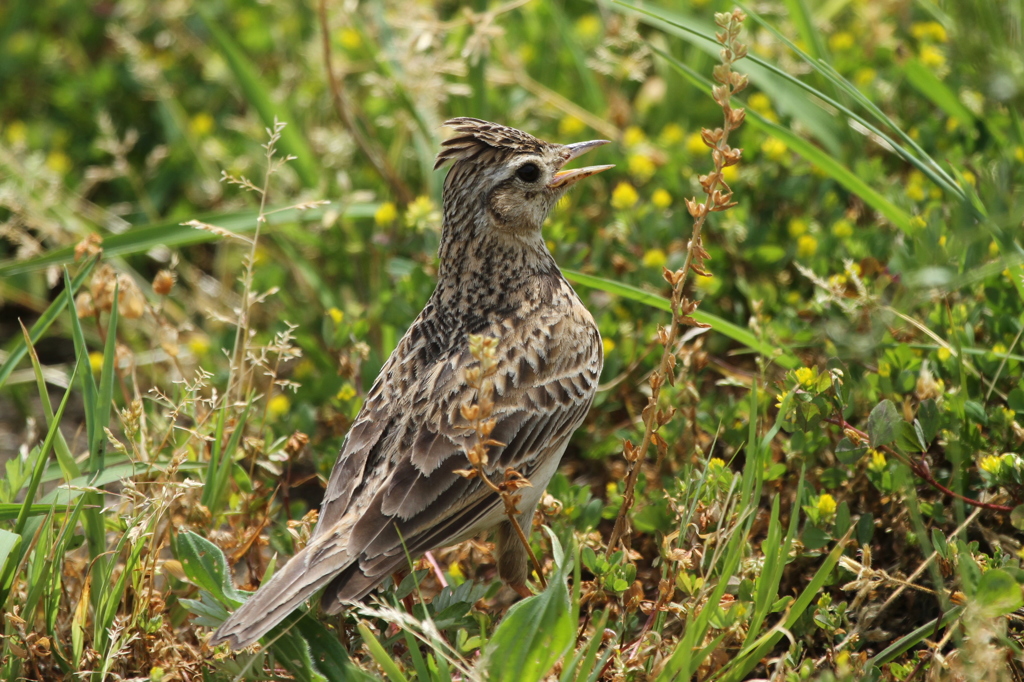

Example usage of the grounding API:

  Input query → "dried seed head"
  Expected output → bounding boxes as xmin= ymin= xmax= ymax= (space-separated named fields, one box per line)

xmin=153 ymin=269 xmax=176 ymax=296
xmin=118 ymin=275 xmax=146 ymax=319
xmin=75 ymin=292 xmax=95 ymax=319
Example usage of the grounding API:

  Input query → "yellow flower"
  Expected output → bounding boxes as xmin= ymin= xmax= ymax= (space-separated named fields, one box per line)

xmin=774 ymin=391 xmax=788 ymax=408
xmin=336 ymin=383 xmax=357 ymax=401
xmin=794 ymin=366 xmax=814 ymax=387
xmin=628 ymin=153 xmax=656 ymax=182
xmin=405 ymin=195 xmax=439 ymax=231
xmin=796 ymin=234 xmax=818 ymax=258
xmin=447 ymin=560 xmax=465 ymax=582
xmin=761 ymin=137 xmax=787 ymax=161
xmin=961 ymin=170 xmax=976 ymax=187
xmin=611 ymin=182 xmax=639 ymax=210
xmin=686 ymin=132 xmax=707 ymax=157
xmin=189 ymin=112 xmax=214 ymax=136
xmin=832 ymin=218 xmax=853 ymax=238
xmin=602 ymin=338 xmax=616 ymax=355
xmin=911 ymin=21 xmax=948 ymax=43
xmin=374 ymin=201 xmax=398 ymax=226
xmin=188 ymin=336 xmax=210 ymax=357
xmin=558 ymin=115 xmax=587 ymax=137
xmin=878 ymin=361 xmax=891 ymax=377
xmin=659 ymin=123 xmax=684 ymax=145
xmin=1015 ymin=146 xmax=1024 ymax=163
xmin=909 ymin=216 xmax=926 ymax=230
xmin=816 ymin=493 xmax=837 ymax=516
xmin=575 ymin=14 xmax=602 ymax=40
xmin=338 ymin=27 xmax=362 ymax=50
xmin=827 ymin=273 xmax=847 ymax=288
xmin=623 ymin=126 xmax=646 ymax=148
xmin=267 ymin=394 xmax=291 ymax=418
xmin=652 ymin=188 xmax=672 ymax=208
xmin=993 ymin=343 xmax=1008 ymax=355
xmin=787 ymin=217 xmax=808 ymax=237
xmin=946 ymin=117 xmax=961 ymax=133
xmin=708 ymin=457 xmax=726 ymax=471
xmin=867 ymin=449 xmax=887 ymax=472
xmin=854 ymin=67 xmax=876 ymax=87
xmin=721 ymin=165 xmax=738 ymax=184
xmin=694 ymin=274 xmax=715 ymax=290
xmin=937 ymin=347 xmax=951 ymax=361
xmin=979 ymin=455 xmax=1002 ymax=475
xmin=906 ymin=184 xmax=925 ymax=202
xmin=88 ymin=351 xmax=104 ymax=373
xmin=5 ymin=120 xmax=27 ymax=145
xmin=989 ymin=241 xmax=1000 ymax=257
xmin=920 ymin=45 xmax=946 ymax=70
xmin=642 ymin=248 xmax=667 ymax=268
xmin=828 ymin=32 xmax=855 ymax=51
xmin=327 ymin=307 xmax=344 ymax=324
xmin=748 ymin=92 xmax=772 ymax=115
xmin=46 ymin=151 xmax=71 ymax=175
xmin=938 ymin=234 xmax=947 ymax=247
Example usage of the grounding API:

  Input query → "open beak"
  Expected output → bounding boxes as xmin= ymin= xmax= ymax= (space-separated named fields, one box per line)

xmin=549 ymin=139 xmax=614 ymax=189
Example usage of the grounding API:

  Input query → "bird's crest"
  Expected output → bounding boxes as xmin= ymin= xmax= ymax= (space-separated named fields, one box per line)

xmin=435 ymin=118 xmax=546 ymax=170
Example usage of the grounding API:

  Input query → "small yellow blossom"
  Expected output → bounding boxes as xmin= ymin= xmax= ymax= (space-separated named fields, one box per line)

xmin=909 ymin=216 xmax=927 ymax=230
xmin=938 ymin=235 xmax=947 ymax=247
xmin=854 ymin=67 xmax=877 ymax=87
xmin=721 ymin=165 xmax=738 ymax=184
xmin=816 ymin=493 xmax=837 ymax=517
xmin=338 ymin=27 xmax=362 ymax=50
xmin=920 ymin=45 xmax=946 ymax=70
xmin=828 ymin=32 xmax=855 ymax=51
xmin=628 ymin=153 xmax=656 ymax=181
xmin=88 ymin=351 xmax=104 ymax=373
xmin=651 ymin=188 xmax=672 ymax=208
xmin=46 ymin=151 xmax=71 ymax=175
xmin=761 ymin=137 xmax=787 ymax=161
xmin=748 ymin=92 xmax=772 ymax=115
xmin=611 ymin=182 xmax=639 ymax=210
xmin=602 ymin=338 xmax=616 ymax=355
xmin=828 ymin=273 xmax=848 ymax=288
xmin=708 ymin=457 xmax=727 ymax=471
xmin=189 ymin=112 xmax=214 ymax=136
xmin=623 ymin=126 xmax=646 ymax=148
xmin=796 ymin=234 xmax=818 ymax=258
xmin=992 ymin=343 xmax=1008 ymax=355
xmin=575 ymin=14 xmax=602 ymax=40
xmin=694 ymin=274 xmax=715 ymax=290
xmin=787 ymin=217 xmax=808 ymax=237
xmin=794 ymin=366 xmax=814 ymax=387
xmin=327 ymin=307 xmax=344 ymax=324
xmin=188 ymin=336 xmax=210 ymax=357
xmin=267 ymin=394 xmax=291 ymax=418
xmin=374 ymin=201 xmax=398 ymax=226
xmin=989 ymin=241 xmax=1000 ymax=257
xmin=832 ymin=218 xmax=853 ymax=238
xmin=405 ymin=195 xmax=439 ymax=231
xmin=867 ymin=449 xmax=887 ymax=472
xmin=961 ymin=170 xmax=976 ymax=187
xmin=878 ymin=361 xmax=892 ymax=377
xmin=5 ymin=120 xmax=28 ymax=145
xmin=642 ymin=248 xmax=668 ymax=268
xmin=336 ymin=383 xmax=357 ymax=401
xmin=937 ymin=347 xmax=951 ymax=361
xmin=447 ymin=561 xmax=465 ymax=582
xmin=774 ymin=391 xmax=788 ymax=408
xmin=979 ymin=455 xmax=1002 ymax=475
xmin=945 ymin=117 xmax=961 ymax=133
xmin=558 ymin=116 xmax=587 ymax=137
xmin=686 ymin=132 xmax=707 ymax=157
xmin=911 ymin=21 xmax=948 ymax=43
xmin=785 ymin=291 xmax=801 ymax=305
xmin=660 ymin=123 xmax=684 ymax=144
xmin=1015 ymin=146 xmax=1024 ymax=163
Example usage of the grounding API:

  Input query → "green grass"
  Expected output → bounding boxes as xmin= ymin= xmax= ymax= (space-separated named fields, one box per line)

xmin=2 ymin=0 xmax=1024 ymax=680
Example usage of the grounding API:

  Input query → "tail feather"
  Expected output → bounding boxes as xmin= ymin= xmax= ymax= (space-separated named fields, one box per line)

xmin=210 ymin=538 xmax=351 ymax=649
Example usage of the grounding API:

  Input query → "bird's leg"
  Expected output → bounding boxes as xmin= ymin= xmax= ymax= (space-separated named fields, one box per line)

xmin=496 ymin=505 xmax=540 ymax=597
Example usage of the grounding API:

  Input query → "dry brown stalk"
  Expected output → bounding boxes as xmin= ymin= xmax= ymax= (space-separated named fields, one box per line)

xmin=607 ymin=9 xmax=748 ymax=554
xmin=456 ymin=334 xmax=547 ymax=590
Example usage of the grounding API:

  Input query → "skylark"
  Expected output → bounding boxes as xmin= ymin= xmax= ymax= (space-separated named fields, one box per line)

xmin=212 ymin=118 xmax=611 ymax=649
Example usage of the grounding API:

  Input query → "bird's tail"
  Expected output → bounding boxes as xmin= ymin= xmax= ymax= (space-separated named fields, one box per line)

xmin=209 ymin=536 xmax=350 ymax=649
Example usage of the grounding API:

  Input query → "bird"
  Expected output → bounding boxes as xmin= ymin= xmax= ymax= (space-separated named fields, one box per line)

xmin=211 ymin=117 xmax=611 ymax=649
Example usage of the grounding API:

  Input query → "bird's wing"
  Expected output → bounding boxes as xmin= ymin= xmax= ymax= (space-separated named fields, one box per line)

xmin=314 ymin=307 xmax=602 ymax=606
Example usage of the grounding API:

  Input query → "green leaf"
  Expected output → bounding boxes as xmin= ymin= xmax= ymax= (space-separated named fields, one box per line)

xmin=1011 ymin=505 xmax=1024 ymax=532
xmin=563 ymin=269 xmax=799 ymax=368
xmin=917 ymin=399 xmax=940 ymax=443
xmin=867 ymin=400 xmax=901 ymax=447
xmin=358 ymin=621 xmax=410 ymax=682
xmin=0 ymin=529 xmax=21 ymax=577
xmin=974 ymin=569 xmax=1024 ymax=618
xmin=902 ymin=59 xmax=977 ymax=127
xmin=173 ymin=531 xmax=245 ymax=606
xmin=481 ymin=564 xmax=574 ymax=682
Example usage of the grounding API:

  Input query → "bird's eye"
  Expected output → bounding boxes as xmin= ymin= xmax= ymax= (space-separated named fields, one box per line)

xmin=516 ymin=163 xmax=540 ymax=183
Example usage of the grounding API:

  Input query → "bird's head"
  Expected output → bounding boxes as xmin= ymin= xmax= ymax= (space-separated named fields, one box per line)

xmin=435 ymin=118 xmax=613 ymax=236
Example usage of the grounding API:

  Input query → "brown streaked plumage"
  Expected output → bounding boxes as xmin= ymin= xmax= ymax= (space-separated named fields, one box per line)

xmin=211 ymin=118 xmax=611 ymax=649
